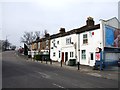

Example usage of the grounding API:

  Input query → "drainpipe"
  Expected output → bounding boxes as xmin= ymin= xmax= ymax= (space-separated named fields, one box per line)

xmin=78 ymin=34 xmax=80 ymax=70
xmin=100 ymin=20 xmax=105 ymax=67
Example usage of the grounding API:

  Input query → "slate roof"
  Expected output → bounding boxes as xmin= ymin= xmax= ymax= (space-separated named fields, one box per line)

xmin=50 ymin=24 xmax=100 ymax=39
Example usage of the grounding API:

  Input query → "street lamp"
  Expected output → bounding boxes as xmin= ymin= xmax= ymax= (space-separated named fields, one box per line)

xmin=5 ymin=35 xmax=10 ymax=50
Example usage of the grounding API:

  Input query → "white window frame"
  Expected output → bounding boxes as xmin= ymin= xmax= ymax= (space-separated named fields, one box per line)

xmin=70 ymin=52 xmax=74 ymax=58
xmin=83 ymin=34 xmax=88 ymax=44
xmin=66 ymin=37 xmax=71 ymax=45
xmin=38 ymin=42 xmax=40 ymax=49
xmin=53 ymin=52 xmax=56 ymax=57
xmin=81 ymin=50 xmax=86 ymax=60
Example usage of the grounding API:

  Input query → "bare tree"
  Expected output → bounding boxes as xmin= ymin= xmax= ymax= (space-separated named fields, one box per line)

xmin=44 ymin=30 xmax=48 ymax=35
xmin=21 ymin=31 xmax=41 ymax=45
xmin=1 ymin=40 xmax=11 ymax=51
xmin=35 ymin=31 xmax=41 ymax=38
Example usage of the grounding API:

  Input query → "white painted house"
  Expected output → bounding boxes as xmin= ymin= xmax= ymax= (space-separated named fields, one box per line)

xmin=50 ymin=17 xmax=120 ymax=67
xmin=61 ymin=33 xmax=77 ymax=64
xmin=50 ymin=32 xmax=62 ymax=62
xmin=77 ymin=28 xmax=102 ymax=66
xmin=50 ymin=28 xmax=78 ymax=63
xmin=77 ymin=17 xmax=120 ymax=67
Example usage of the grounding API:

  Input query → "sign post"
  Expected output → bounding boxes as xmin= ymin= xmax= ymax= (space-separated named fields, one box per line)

xmin=94 ymin=47 xmax=103 ymax=70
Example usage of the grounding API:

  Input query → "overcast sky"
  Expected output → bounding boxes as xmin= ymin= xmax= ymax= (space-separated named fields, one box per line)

xmin=0 ymin=0 xmax=119 ymax=47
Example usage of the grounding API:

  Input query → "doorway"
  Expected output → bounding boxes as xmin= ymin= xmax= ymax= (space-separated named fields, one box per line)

xmin=62 ymin=52 xmax=64 ymax=62
xmin=89 ymin=52 xmax=95 ymax=66
xmin=65 ymin=52 xmax=68 ymax=63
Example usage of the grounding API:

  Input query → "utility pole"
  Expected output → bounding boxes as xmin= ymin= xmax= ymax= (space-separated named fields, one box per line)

xmin=5 ymin=35 xmax=9 ymax=50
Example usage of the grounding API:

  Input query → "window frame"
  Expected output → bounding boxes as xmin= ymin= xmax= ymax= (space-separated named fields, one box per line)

xmin=59 ymin=51 xmax=60 ymax=58
xmin=57 ymin=41 xmax=59 ymax=45
xmin=70 ymin=52 xmax=74 ymax=58
xmin=53 ymin=52 xmax=56 ymax=57
xmin=83 ymin=34 xmax=88 ymax=44
xmin=66 ymin=37 xmax=71 ymax=45
xmin=81 ymin=50 xmax=86 ymax=60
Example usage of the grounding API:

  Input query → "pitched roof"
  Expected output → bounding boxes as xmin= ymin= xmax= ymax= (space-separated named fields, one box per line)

xmin=50 ymin=24 xmax=100 ymax=39
xmin=29 ymin=23 xmax=100 ymax=44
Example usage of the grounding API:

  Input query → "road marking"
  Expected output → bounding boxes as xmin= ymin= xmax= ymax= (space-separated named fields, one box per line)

xmin=35 ymin=71 xmax=50 ymax=79
xmin=87 ymin=73 xmax=101 ymax=77
xmin=52 ymin=83 xmax=65 ymax=88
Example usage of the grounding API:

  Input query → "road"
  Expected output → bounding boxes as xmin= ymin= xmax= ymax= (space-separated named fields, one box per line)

xmin=2 ymin=51 xmax=118 ymax=88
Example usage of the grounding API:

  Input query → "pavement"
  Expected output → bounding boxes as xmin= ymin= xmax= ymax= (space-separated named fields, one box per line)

xmin=42 ymin=61 xmax=119 ymax=80
xmin=20 ymin=54 xmax=120 ymax=81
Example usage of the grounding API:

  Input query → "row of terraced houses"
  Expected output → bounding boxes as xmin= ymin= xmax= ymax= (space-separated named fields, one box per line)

xmin=27 ymin=17 xmax=120 ymax=67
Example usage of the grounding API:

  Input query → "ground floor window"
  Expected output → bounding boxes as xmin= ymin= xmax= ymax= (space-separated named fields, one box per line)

xmin=53 ymin=52 xmax=56 ymax=57
xmin=70 ymin=52 xmax=74 ymax=58
xmin=81 ymin=50 xmax=86 ymax=60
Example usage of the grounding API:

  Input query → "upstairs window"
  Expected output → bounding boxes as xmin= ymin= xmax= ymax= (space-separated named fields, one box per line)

xmin=66 ymin=37 xmax=71 ymax=45
xmin=38 ymin=42 xmax=40 ymax=49
xmin=57 ymin=41 xmax=59 ymax=44
xmin=46 ymin=40 xmax=49 ymax=46
xmin=83 ymin=34 xmax=88 ymax=44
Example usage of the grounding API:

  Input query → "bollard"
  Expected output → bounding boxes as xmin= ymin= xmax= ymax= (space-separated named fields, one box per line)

xmin=45 ymin=58 xmax=47 ymax=64
xmin=61 ymin=60 xmax=62 ymax=67
xmin=41 ymin=59 xmax=43 ymax=63
xmin=50 ymin=59 xmax=52 ymax=65
xmin=65 ymin=61 xmax=66 ymax=65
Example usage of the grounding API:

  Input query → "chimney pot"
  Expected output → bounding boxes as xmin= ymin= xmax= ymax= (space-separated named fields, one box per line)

xmin=86 ymin=16 xmax=94 ymax=26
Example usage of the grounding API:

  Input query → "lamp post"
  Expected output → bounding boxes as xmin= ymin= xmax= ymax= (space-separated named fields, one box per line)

xmin=5 ymin=35 xmax=10 ymax=50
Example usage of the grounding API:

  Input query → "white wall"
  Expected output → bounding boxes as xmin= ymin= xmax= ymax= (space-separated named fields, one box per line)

xmin=103 ymin=17 xmax=120 ymax=28
xmin=50 ymin=37 xmax=61 ymax=62
xmin=50 ymin=17 xmax=119 ymax=66
xmin=50 ymin=34 xmax=78 ymax=63
xmin=61 ymin=34 xmax=77 ymax=63
xmin=78 ymin=29 xmax=102 ymax=66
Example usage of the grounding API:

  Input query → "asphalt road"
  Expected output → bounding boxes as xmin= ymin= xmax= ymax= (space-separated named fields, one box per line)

xmin=2 ymin=51 xmax=118 ymax=88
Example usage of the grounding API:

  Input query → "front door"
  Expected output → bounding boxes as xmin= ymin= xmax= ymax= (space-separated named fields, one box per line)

xmin=65 ymin=52 xmax=68 ymax=62
xmin=89 ymin=52 xmax=95 ymax=66
xmin=62 ymin=52 xmax=64 ymax=62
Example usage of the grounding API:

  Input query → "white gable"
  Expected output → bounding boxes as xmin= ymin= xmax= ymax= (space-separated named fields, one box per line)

xmin=100 ymin=17 xmax=120 ymax=28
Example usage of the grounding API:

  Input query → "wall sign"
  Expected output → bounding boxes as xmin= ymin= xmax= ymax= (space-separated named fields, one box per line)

xmin=105 ymin=25 xmax=120 ymax=47
xmin=95 ymin=53 xmax=100 ymax=61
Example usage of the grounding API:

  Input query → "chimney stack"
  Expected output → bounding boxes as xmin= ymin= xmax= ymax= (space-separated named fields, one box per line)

xmin=86 ymin=17 xmax=94 ymax=26
xmin=45 ymin=33 xmax=50 ymax=38
xmin=59 ymin=28 xmax=65 ymax=34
